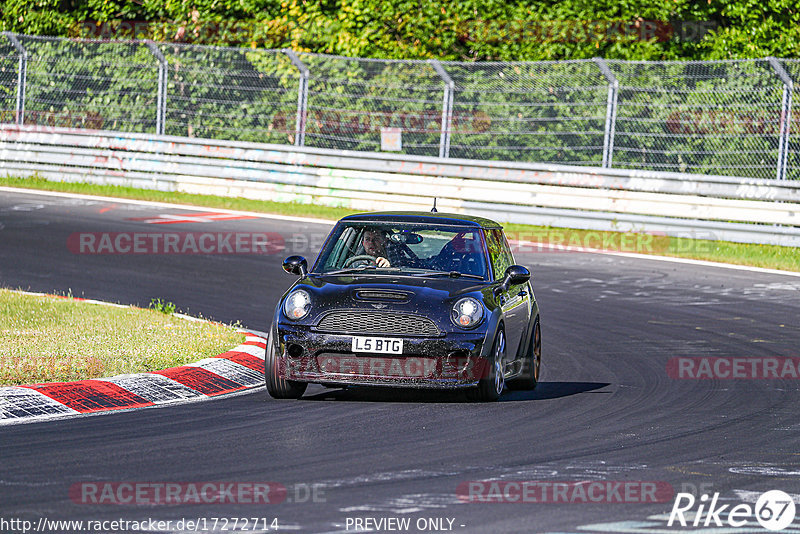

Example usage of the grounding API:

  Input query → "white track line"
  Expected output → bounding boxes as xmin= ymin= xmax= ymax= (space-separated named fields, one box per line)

xmin=0 ymin=186 xmax=335 ymax=226
xmin=2 ymin=185 xmax=798 ymax=278
xmin=508 ymin=240 xmax=800 ymax=278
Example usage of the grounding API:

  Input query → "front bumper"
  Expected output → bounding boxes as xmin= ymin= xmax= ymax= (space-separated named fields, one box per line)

xmin=275 ymin=324 xmax=490 ymax=388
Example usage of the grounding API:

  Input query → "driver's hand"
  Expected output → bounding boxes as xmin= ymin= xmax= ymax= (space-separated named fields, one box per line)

xmin=376 ymin=256 xmax=390 ymax=267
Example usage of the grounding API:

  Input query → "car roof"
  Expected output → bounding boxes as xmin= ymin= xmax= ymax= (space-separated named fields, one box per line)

xmin=339 ymin=211 xmax=503 ymax=229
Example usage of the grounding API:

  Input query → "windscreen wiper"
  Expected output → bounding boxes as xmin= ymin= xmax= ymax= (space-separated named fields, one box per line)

xmin=322 ymin=266 xmax=400 ymax=275
xmin=412 ymin=270 xmax=485 ymax=280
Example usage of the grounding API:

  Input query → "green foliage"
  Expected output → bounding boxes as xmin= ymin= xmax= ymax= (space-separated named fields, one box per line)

xmin=698 ymin=0 xmax=800 ymax=59
xmin=2 ymin=0 xmax=799 ymax=61
xmin=149 ymin=298 xmax=177 ymax=315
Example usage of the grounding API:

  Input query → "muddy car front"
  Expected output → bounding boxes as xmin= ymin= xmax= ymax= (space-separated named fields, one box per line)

xmin=272 ymin=275 xmax=499 ymax=388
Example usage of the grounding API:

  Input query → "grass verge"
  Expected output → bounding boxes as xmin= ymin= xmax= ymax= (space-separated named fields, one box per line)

xmin=1 ymin=175 xmax=798 ymax=272
xmin=0 ymin=289 xmax=245 ymax=386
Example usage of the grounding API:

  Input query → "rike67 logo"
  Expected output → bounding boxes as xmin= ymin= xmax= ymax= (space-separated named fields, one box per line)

xmin=668 ymin=490 xmax=796 ymax=531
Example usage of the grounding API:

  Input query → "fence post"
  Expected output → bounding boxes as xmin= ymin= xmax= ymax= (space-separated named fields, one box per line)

xmin=145 ymin=41 xmax=167 ymax=136
xmin=3 ymin=32 xmax=26 ymax=126
xmin=767 ymin=57 xmax=793 ymax=180
xmin=284 ymin=50 xmax=309 ymax=147
xmin=594 ymin=57 xmax=618 ymax=169
xmin=429 ymin=59 xmax=454 ymax=159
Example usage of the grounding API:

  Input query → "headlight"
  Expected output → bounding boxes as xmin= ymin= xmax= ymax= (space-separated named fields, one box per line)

xmin=451 ymin=297 xmax=483 ymax=329
xmin=283 ymin=290 xmax=311 ymax=320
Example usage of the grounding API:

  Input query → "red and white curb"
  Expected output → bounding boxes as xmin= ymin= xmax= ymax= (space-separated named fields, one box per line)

xmin=0 ymin=333 xmax=267 ymax=426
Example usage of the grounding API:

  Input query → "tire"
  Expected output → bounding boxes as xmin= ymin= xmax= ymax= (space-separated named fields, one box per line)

xmin=265 ymin=330 xmax=307 ymax=399
xmin=469 ymin=330 xmax=506 ymax=402
xmin=507 ymin=316 xmax=541 ymax=391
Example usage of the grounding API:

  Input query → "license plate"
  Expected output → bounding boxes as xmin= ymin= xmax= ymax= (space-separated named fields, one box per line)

xmin=351 ymin=336 xmax=404 ymax=354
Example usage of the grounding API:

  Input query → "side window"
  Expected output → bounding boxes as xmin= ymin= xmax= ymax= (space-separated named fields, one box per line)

xmin=322 ymin=226 xmax=358 ymax=269
xmin=486 ymin=229 xmax=512 ymax=281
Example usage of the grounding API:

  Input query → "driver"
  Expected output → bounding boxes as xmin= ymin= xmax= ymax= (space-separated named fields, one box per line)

xmin=361 ymin=229 xmax=392 ymax=267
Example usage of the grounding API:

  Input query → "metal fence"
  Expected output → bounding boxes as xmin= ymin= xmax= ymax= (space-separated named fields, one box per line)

xmin=0 ymin=32 xmax=797 ymax=180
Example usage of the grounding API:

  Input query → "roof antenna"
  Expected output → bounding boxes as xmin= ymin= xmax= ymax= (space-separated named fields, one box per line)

xmin=431 ymin=197 xmax=438 ymax=213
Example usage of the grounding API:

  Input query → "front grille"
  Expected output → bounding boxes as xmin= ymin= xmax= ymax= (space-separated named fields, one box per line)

xmin=316 ymin=311 xmax=440 ymax=337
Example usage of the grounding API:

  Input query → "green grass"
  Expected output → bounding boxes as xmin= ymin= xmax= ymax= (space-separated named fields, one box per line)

xmin=502 ymin=224 xmax=800 ymax=272
xmin=0 ymin=289 xmax=245 ymax=386
xmin=2 ymin=175 xmax=798 ymax=272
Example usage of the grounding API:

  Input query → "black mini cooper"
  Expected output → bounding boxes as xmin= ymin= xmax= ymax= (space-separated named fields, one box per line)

xmin=266 ymin=212 xmax=541 ymax=401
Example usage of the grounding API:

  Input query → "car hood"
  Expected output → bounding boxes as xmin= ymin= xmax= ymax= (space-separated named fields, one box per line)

xmin=282 ymin=273 xmax=492 ymax=324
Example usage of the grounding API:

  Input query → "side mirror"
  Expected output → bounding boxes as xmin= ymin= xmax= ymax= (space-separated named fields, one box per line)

xmin=282 ymin=255 xmax=308 ymax=277
xmin=501 ymin=265 xmax=530 ymax=291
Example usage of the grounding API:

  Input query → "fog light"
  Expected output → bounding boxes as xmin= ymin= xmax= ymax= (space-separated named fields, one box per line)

xmin=286 ymin=344 xmax=304 ymax=358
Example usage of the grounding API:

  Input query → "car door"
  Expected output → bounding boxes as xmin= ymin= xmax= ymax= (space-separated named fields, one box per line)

xmin=501 ymin=231 xmax=532 ymax=360
xmin=487 ymin=229 xmax=529 ymax=362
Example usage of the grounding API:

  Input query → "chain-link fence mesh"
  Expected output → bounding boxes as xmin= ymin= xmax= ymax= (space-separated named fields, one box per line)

xmin=445 ymin=59 xmax=609 ymax=165
xmin=0 ymin=35 xmax=20 ymax=123
xmin=298 ymin=53 xmax=445 ymax=156
xmin=18 ymin=35 xmax=159 ymax=131
xmin=0 ymin=33 xmax=797 ymax=180
xmin=608 ymin=59 xmax=784 ymax=179
xmin=159 ymin=43 xmax=298 ymax=143
xmin=783 ymin=59 xmax=800 ymax=181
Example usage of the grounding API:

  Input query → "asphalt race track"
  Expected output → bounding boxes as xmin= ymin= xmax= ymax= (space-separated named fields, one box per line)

xmin=1 ymin=188 xmax=800 ymax=533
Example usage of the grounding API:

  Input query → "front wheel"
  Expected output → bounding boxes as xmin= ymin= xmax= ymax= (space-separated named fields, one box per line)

xmin=469 ymin=330 xmax=506 ymax=402
xmin=265 ymin=330 xmax=307 ymax=399
xmin=507 ymin=316 xmax=541 ymax=391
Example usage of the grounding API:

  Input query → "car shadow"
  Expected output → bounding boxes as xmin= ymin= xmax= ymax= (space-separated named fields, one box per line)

xmin=501 ymin=381 xmax=611 ymax=402
xmin=299 ymin=381 xmax=611 ymax=403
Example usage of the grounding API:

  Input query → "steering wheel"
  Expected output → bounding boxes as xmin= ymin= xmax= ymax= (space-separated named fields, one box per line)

xmin=397 ymin=242 xmax=420 ymax=264
xmin=343 ymin=254 xmax=377 ymax=267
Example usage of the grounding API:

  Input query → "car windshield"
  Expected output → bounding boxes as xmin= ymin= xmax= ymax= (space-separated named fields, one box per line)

xmin=313 ymin=222 xmax=489 ymax=279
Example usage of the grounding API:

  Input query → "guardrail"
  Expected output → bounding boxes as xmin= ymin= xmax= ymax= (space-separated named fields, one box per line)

xmin=1 ymin=124 xmax=798 ymax=247
xmin=2 ymin=33 xmax=800 ymax=181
